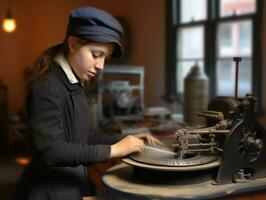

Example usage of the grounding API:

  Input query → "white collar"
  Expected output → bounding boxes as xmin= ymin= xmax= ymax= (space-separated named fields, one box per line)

xmin=54 ymin=52 xmax=79 ymax=84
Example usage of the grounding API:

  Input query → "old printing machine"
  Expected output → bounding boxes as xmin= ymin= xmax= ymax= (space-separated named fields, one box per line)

xmin=121 ymin=58 xmax=266 ymax=197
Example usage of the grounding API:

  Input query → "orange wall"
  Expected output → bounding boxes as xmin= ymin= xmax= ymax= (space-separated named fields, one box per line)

xmin=0 ymin=0 xmax=165 ymax=116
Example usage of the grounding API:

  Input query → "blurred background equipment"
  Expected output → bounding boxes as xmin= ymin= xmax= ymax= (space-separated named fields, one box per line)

xmin=97 ymin=65 xmax=144 ymax=122
xmin=96 ymin=66 xmax=181 ymax=136
xmin=183 ymin=62 xmax=209 ymax=126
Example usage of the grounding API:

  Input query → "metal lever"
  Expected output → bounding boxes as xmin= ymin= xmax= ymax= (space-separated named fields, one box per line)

xmin=233 ymin=57 xmax=242 ymax=98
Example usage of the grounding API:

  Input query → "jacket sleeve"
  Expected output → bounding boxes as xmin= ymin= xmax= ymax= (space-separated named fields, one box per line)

xmin=89 ymin=130 xmax=125 ymax=145
xmin=28 ymin=79 xmax=111 ymax=167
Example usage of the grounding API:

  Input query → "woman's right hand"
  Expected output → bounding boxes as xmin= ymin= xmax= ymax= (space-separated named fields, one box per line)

xmin=110 ymin=135 xmax=145 ymax=158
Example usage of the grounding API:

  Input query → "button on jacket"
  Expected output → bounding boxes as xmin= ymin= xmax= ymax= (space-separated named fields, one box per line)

xmin=14 ymin=60 xmax=122 ymax=200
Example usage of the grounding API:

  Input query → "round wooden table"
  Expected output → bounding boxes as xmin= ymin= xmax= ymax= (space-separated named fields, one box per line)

xmin=102 ymin=163 xmax=266 ymax=200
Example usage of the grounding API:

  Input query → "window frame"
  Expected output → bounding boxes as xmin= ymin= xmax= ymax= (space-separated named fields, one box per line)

xmin=164 ymin=0 xmax=263 ymax=108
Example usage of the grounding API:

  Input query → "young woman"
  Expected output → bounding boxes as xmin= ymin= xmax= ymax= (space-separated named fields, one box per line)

xmin=14 ymin=7 xmax=159 ymax=200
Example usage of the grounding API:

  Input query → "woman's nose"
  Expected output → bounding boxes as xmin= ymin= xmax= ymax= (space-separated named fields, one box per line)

xmin=95 ymin=60 xmax=105 ymax=72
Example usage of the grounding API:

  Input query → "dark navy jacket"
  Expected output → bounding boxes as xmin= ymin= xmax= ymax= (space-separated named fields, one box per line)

xmin=15 ymin=63 xmax=122 ymax=199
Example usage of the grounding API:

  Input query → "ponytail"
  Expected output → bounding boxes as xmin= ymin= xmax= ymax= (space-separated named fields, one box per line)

xmin=27 ymin=39 xmax=68 ymax=86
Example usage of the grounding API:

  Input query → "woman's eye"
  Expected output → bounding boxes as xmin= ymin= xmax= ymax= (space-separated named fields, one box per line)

xmin=92 ymin=53 xmax=100 ymax=58
xmin=92 ymin=51 xmax=102 ymax=59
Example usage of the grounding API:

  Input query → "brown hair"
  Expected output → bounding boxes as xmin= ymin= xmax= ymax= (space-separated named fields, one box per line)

xmin=27 ymin=37 xmax=92 ymax=86
xmin=27 ymin=42 xmax=65 ymax=86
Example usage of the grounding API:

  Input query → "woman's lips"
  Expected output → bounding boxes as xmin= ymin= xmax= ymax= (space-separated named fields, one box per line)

xmin=88 ymin=71 xmax=96 ymax=76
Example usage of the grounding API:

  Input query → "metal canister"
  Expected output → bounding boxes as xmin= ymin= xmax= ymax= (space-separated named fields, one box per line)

xmin=184 ymin=63 xmax=209 ymax=126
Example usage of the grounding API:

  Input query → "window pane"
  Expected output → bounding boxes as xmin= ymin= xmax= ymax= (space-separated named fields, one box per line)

xmin=217 ymin=20 xmax=252 ymax=57
xmin=220 ymin=0 xmax=256 ymax=17
xmin=177 ymin=61 xmax=204 ymax=93
xmin=216 ymin=59 xmax=251 ymax=97
xmin=177 ymin=26 xmax=204 ymax=59
xmin=181 ymin=0 xmax=207 ymax=23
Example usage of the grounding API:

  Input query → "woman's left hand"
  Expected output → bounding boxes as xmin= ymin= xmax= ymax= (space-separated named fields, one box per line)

xmin=134 ymin=133 xmax=162 ymax=145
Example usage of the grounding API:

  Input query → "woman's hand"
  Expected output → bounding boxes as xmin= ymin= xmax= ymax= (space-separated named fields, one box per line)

xmin=110 ymin=133 xmax=163 ymax=158
xmin=134 ymin=133 xmax=162 ymax=146
xmin=110 ymin=135 xmax=145 ymax=158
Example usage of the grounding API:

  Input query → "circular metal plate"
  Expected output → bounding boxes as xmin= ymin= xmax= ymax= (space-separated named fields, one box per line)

xmin=122 ymin=157 xmax=221 ymax=171
xmin=124 ymin=145 xmax=221 ymax=171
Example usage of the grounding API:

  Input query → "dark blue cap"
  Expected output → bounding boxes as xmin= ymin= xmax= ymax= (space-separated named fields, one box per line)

xmin=66 ymin=7 xmax=123 ymax=57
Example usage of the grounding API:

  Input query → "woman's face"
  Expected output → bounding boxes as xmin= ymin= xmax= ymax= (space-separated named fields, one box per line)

xmin=67 ymin=37 xmax=114 ymax=81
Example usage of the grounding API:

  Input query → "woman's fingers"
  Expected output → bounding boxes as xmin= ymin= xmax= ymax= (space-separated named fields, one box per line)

xmin=130 ymin=137 xmax=144 ymax=153
xmin=137 ymin=145 xmax=144 ymax=153
xmin=139 ymin=134 xmax=162 ymax=146
xmin=151 ymin=136 xmax=163 ymax=145
xmin=137 ymin=139 xmax=145 ymax=152
xmin=147 ymin=135 xmax=154 ymax=145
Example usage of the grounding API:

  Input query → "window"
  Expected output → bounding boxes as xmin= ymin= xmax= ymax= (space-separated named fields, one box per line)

xmin=177 ymin=26 xmax=204 ymax=93
xmin=165 ymin=0 xmax=263 ymax=102
xmin=217 ymin=20 xmax=253 ymax=96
